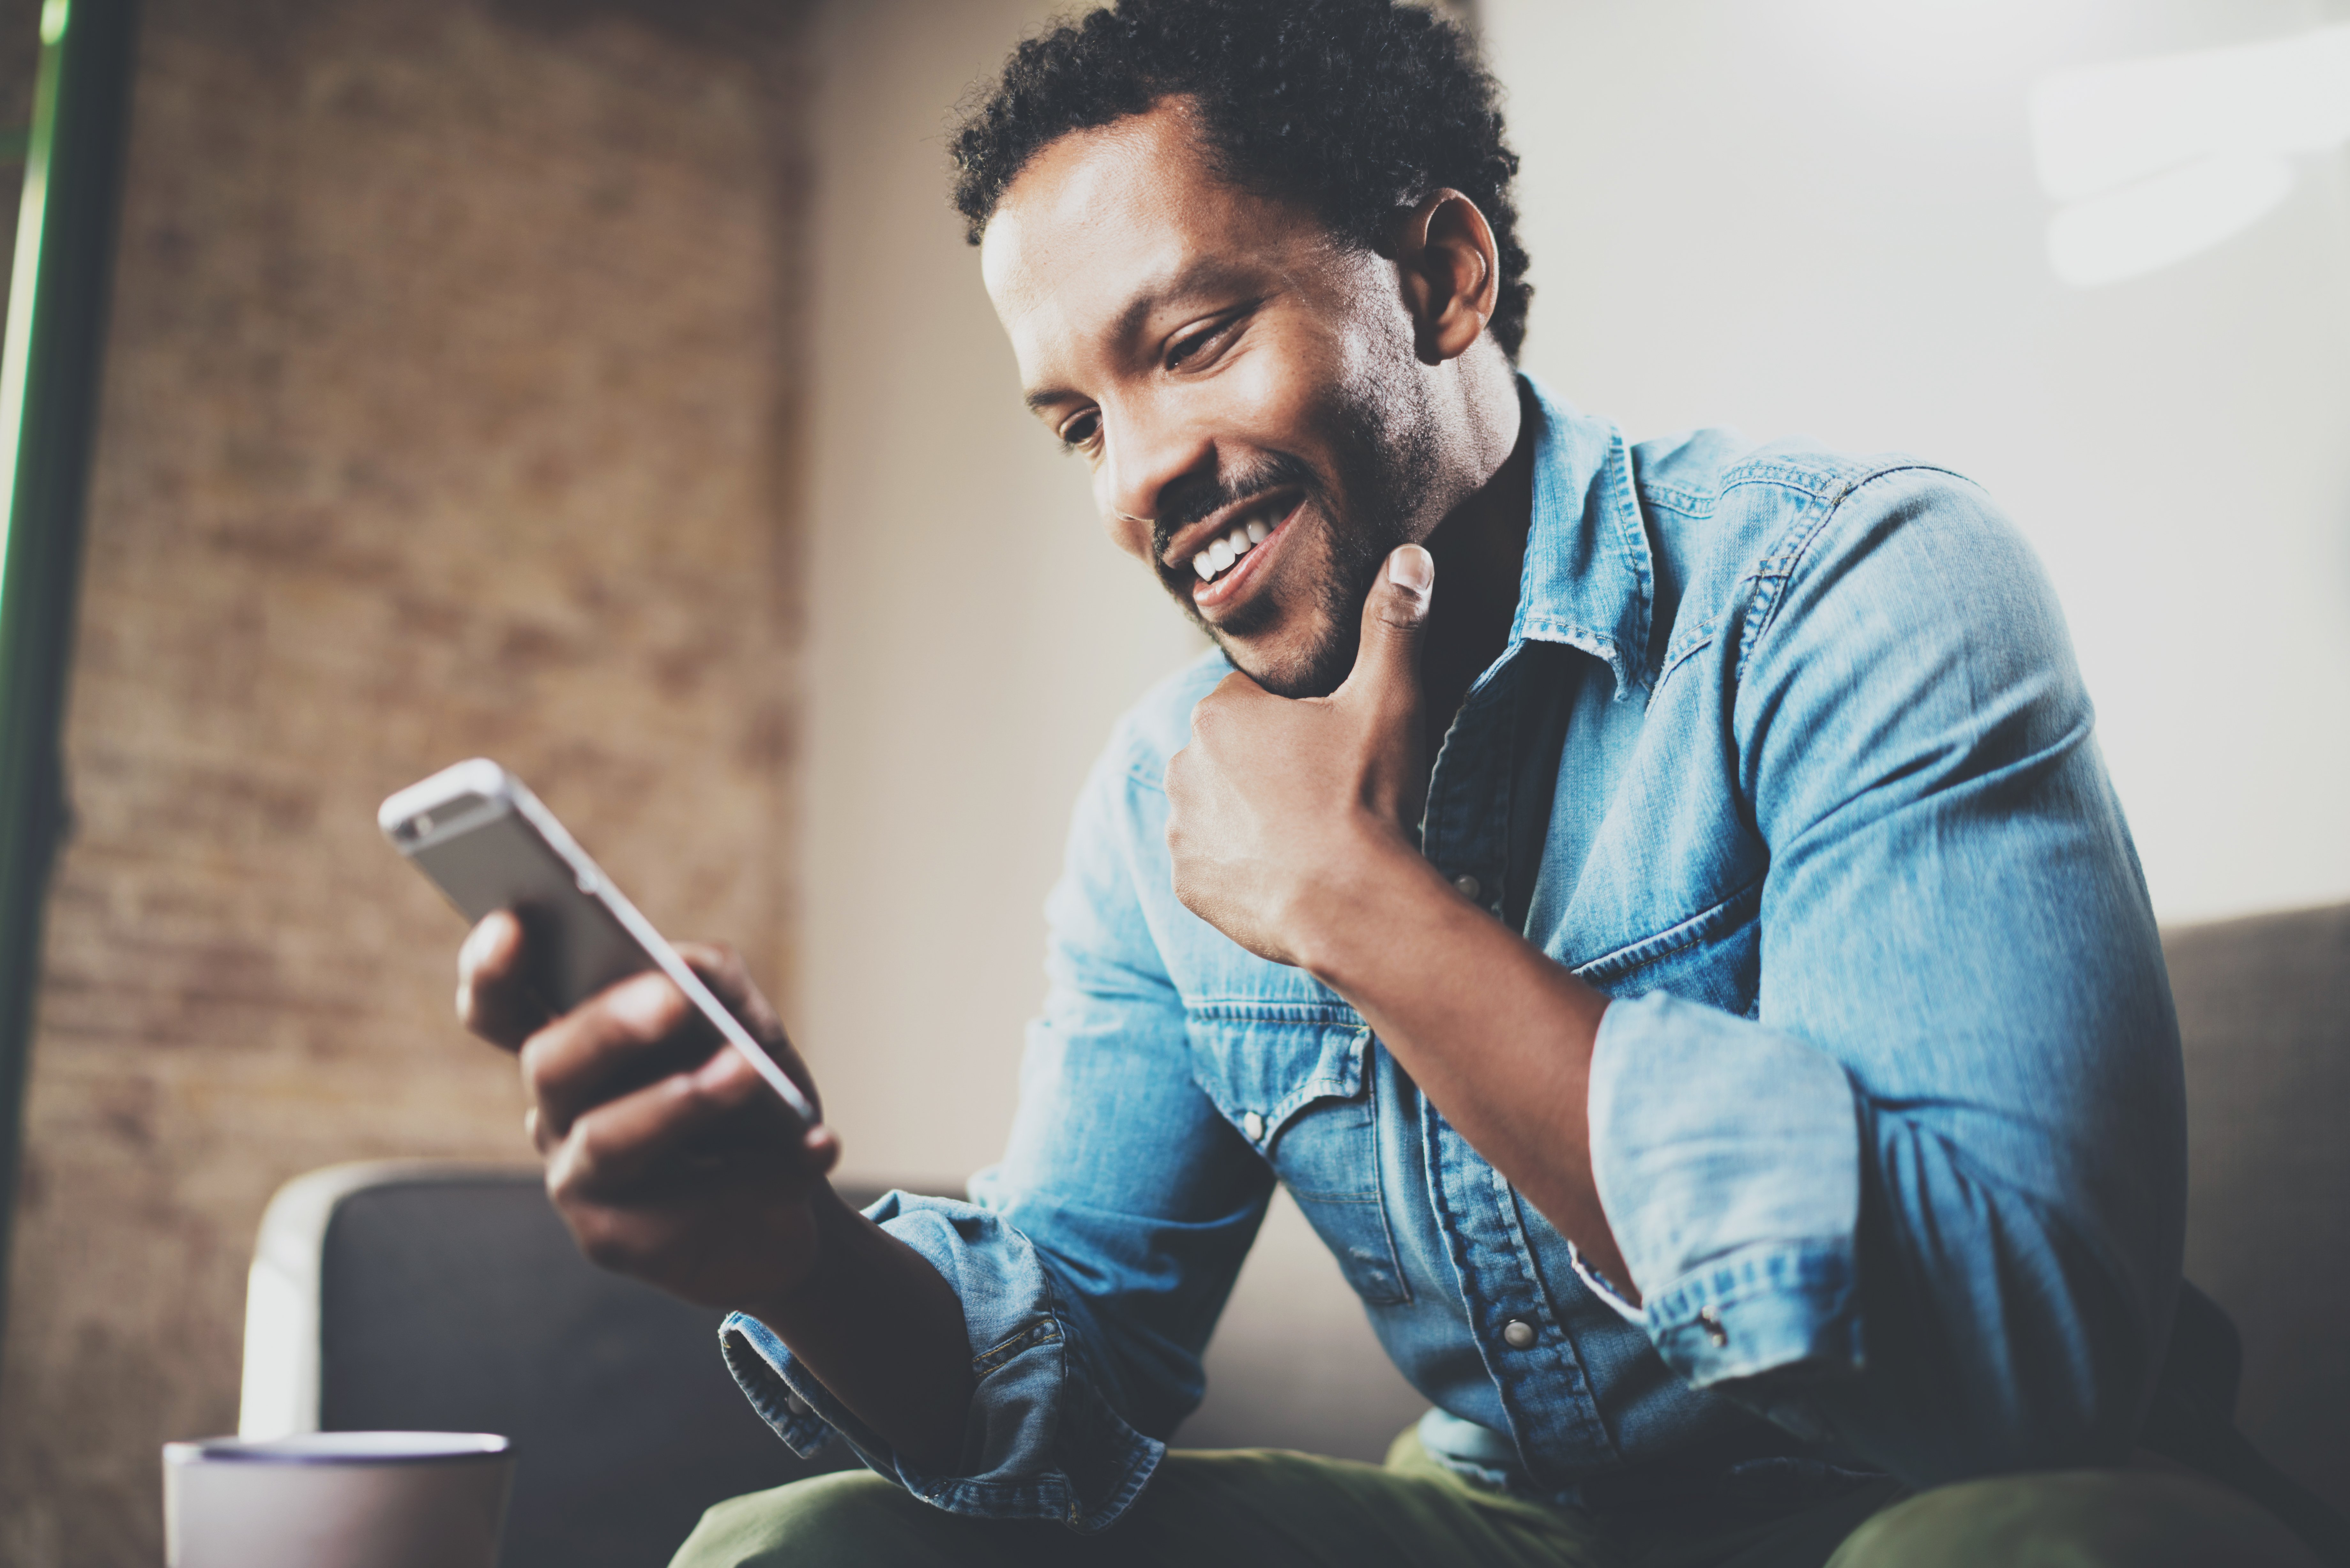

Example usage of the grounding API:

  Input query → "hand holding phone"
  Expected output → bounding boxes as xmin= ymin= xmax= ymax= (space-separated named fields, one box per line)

xmin=381 ymin=759 xmax=816 ymax=1123
xmin=383 ymin=760 xmax=843 ymax=1313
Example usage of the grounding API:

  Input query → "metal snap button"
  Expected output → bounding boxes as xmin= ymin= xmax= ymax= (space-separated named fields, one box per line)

xmin=1698 ymin=1306 xmax=1729 ymax=1347
xmin=1241 ymin=1110 xmax=1265 ymax=1142
xmin=1452 ymin=873 xmax=1481 ymax=900
xmin=1501 ymin=1318 xmax=1536 ymax=1350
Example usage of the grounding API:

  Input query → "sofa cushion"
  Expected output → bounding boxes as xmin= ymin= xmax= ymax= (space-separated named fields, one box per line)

xmin=2165 ymin=902 xmax=2350 ymax=1507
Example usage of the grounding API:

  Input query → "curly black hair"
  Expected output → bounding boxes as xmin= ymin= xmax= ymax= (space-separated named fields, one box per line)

xmin=949 ymin=0 xmax=1533 ymax=360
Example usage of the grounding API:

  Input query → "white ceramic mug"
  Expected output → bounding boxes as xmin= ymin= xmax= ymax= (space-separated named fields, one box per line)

xmin=162 ymin=1431 xmax=513 ymax=1568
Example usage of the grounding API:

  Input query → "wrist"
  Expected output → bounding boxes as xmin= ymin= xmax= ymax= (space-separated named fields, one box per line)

xmin=747 ymin=1179 xmax=856 ymax=1325
xmin=1286 ymin=822 xmax=1454 ymax=986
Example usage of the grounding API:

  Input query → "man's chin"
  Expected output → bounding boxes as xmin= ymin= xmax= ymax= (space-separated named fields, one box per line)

xmin=1211 ymin=622 xmax=1359 ymax=701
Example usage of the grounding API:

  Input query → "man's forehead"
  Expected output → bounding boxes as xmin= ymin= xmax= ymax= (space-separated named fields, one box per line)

xmin=981 ymin=107 xmax=1297 ymax=370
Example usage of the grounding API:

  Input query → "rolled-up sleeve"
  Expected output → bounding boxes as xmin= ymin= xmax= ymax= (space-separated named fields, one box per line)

xmin=1587 ymin=465 xmax=2185 ymax=1484
xmin=722 ymin=708 xmax=1271 ymax=1531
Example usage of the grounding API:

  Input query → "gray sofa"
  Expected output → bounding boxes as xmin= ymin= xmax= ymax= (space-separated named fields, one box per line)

xmin=237 ymin=903 xmax=2348 ymax=1565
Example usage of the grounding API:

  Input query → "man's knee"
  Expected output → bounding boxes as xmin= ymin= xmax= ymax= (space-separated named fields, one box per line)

xmin=669 ymin=1469 xmax=937 ymax=1568
xmin=1827 ymin=1470 xmax=2320 ymax=1568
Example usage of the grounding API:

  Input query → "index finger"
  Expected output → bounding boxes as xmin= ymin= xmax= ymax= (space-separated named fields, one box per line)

xmin=456 ymin=910 xmax=549 ymax=1050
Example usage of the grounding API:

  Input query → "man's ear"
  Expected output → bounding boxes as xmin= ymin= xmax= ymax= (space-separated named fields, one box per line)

xmin=1394 ymin=189 xmax=1500 ymax=366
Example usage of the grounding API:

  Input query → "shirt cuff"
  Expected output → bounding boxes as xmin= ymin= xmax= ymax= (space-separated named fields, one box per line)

xmin=1588 ymin=992 xmax=1865 ymax=1388
xmin=717 ymin=1191 xmax=1163 ymax=1532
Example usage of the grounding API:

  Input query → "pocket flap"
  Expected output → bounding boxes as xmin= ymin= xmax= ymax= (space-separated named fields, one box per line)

xmin=1186 ymin=1011 xmax=1370 ymax=1149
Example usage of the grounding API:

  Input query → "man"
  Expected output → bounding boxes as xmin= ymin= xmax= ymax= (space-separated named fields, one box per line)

xmin=457 ymin=3 xmax=2335 ymax=1563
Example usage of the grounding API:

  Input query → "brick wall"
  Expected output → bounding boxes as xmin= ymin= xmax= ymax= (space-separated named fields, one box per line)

xmin=0 ymin=2 xmax=811 ymax=1561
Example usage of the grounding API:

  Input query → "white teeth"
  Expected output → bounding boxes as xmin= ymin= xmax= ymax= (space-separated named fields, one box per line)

xmin=1190 ymin=505 xmax=1281 ymax=585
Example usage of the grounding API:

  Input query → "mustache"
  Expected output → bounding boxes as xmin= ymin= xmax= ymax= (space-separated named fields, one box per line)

xmin=1148 ymin=452 xmax=1323 ymax=568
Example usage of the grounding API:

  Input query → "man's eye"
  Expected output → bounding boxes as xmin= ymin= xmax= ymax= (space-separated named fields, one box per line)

xmin=1058 ymin=411 xmax=1101 ymax=449
xmin=1165 ymin=312 xmax=1245 ymax=371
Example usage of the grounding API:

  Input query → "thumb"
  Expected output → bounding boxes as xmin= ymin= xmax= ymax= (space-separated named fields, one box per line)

xmin=1339 ymin=543 xmax=1435 ymax=710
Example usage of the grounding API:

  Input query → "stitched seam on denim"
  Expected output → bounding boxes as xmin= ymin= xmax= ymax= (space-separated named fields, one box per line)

xmin=1263 ymin=1069 xmax=1363 ymax=1138
xmin=1571 ymin=874 xmax=1765 ymax=982
xmin=1741 ymin=462 xmax=1987 ymax=658
xmin=1726 ymin=479 xmax=1855 ymax=682
xmin=1516 ymin=616 xmax=1629 ymax=691
xmin=1646 ymin=1238 xmax=1854 ymax=1322
xmin=1193 ymin=1073 xmax=1362 ymax=1140
xmin=1735 ymin=572 xmax=1788 ymax=679
xmin=971 ymin=1317 xmax=1064 ymax=1376
xmin=1189 ymin=1022 xmax=1367 ymax=1146
xmin=1186 ymin=999 xmax=1361 ymax=1023
xmin=1602 ymin=426 xmax=1656 ymax=697
xmin=1656 ymin=478 xmax=1844 ymax=683
xmin=1635 ymin=478 xmax=1716 ymax=516
xmin=1655 ymin=627 xmax=1715 ymax=692
xmin=1720 ymin=455 xmax=1978 ymax=509
xmin=719 ymin=1324 xmax=836 ymax=1453
xmin=1491 ymin=1171 xmax=1620 ymax=1463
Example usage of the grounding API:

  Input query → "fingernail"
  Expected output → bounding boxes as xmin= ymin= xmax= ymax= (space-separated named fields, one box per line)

xmin=1389 ymin=544 xmax=1434 ymax=593
xmin=609 ymin=974 xmax=676 ymax=1033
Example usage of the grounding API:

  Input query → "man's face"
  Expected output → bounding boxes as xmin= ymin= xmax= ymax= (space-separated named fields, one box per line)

xmin=983 ymin=102 xmax=1445 ymax=698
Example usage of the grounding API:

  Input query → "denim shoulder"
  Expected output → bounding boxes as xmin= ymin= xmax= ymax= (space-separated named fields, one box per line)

xmin=1648 ymin=439 xmax=2036 ymax=673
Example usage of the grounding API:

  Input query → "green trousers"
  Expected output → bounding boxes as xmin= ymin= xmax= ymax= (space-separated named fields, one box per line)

xmin=670 ymin=1429 xmax=2322 ymax=1568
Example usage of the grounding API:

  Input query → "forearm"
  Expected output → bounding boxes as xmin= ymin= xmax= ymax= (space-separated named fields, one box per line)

xmin=1293 ymin=837 xmax=1635 ymax=1298
xmin=747 ymin=1183 xmax=977 ymax=1475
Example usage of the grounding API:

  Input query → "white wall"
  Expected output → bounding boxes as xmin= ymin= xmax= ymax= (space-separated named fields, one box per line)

xmin=1483 ymin=0 xmax=2350 ymax=925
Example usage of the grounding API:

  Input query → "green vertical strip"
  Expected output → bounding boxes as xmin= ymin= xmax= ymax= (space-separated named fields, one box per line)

xmin=0 ymin=0 xmax=138 ymax=1337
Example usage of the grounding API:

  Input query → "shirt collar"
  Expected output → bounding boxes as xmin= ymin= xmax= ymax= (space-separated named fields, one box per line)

xmin=1511 ymin=374 xmax=1653 ymax=699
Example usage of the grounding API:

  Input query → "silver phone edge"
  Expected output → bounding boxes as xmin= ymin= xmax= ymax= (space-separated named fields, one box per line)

xmin=380 ymin=760 xmax=819 ymax=1128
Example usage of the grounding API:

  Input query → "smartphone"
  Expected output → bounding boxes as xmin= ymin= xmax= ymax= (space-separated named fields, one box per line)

xmin=378 ymin=758 xmax=815 ymax=1124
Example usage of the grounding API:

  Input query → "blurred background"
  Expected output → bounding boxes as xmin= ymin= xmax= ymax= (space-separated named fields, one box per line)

xmin=0 ymin=0 xmax=2340 ymax=1562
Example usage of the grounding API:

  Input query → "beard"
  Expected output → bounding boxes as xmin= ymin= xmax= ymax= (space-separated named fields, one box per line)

xmin=1149 ymin=360 xmax=1442 ymax=699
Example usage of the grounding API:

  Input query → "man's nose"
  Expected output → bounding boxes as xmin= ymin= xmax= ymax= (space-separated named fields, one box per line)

xmin=1100 ymin=404 xmax=1215 ymax=546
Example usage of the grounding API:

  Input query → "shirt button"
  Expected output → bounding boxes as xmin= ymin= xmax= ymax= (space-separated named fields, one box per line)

xmin=1452 ymin=873 xmax=1481 ymax=900
xmin=1241 ymin=1111 xmax=1265 ymax=1142
xmin=1698 ymin=1306 xmax=1729 ymax=1347
xmin=1501 ymin=1318 xmax=1537 ymax=1350
xmin=783 ymin=1391 xmax=812 ymax=1416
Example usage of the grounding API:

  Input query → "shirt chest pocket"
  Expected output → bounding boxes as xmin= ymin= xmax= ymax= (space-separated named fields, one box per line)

xmin=1188 ymin=1015 xmax=1412 ymax=1307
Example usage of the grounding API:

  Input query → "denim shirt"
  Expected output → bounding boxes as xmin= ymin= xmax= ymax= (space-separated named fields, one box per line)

xmin=720 ymin=380 xmax=2185 ymax=1531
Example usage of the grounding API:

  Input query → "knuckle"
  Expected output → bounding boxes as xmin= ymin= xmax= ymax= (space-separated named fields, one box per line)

xmin=517 ymin=1031 xmax=557 ymax=1090
xmin=567 ymin=1206 xmax=634 ymax=1272
xmin=565 ymin=1123 xmax=608 ymax=1185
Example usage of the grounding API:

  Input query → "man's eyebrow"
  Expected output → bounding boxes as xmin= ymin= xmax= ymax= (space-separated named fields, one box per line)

xmin=1022 ymin=258 xmax=1261 ymax=414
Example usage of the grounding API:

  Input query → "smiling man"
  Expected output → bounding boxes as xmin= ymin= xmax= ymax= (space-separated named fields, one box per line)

xmin=454 ymin=3 xmax=2338 ymax=1565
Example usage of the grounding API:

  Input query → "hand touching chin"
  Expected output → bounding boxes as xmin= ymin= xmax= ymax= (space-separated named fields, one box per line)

xmin=1163 ymin=544 xmax=1437 ymax=969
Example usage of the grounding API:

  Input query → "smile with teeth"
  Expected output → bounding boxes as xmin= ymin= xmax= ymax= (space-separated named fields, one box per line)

xmin=1190 ymin=499 xmax=1287 ymax=583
